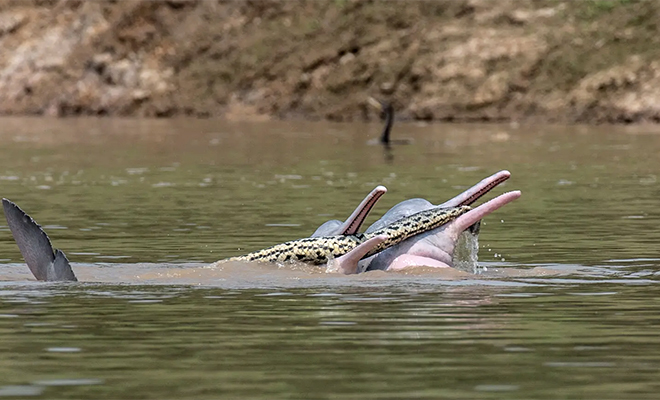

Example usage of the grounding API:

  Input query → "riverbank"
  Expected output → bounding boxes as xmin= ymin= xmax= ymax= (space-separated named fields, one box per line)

xmin=0 ymin=0 xmax=658 ymax=124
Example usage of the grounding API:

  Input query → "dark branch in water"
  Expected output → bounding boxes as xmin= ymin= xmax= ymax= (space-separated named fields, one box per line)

xmin=368 ymin=97 xmax=412 ymax=147
xmin=379 ymin=101 xmax=394 ymax=145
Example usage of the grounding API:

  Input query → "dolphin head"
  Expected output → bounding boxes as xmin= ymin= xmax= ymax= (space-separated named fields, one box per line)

xmin=362 ymin=191 xmax=521 ymax=272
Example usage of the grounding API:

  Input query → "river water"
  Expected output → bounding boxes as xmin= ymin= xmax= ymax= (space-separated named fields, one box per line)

xmin=0 ymin=117 xmax=659 ymax=398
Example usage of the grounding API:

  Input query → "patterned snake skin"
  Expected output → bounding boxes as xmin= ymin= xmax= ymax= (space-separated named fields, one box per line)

xmin=228 ymin=205 xmax=471 ymax=264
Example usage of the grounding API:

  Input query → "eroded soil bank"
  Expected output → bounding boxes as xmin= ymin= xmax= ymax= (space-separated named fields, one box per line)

xmin=1 ymin=0 xmax=659 ymax=123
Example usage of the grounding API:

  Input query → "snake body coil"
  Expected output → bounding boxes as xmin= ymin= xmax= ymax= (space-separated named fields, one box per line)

xmin=228 ymin=205 xmax=470 ymax=264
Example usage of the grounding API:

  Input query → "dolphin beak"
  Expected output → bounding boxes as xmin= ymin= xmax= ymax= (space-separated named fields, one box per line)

xmin=442 ymin=190 xmax=521 ymax=242
xmin=337 ymin=185 xmax=387 ymax=235
xmin=439 ymin=170 xmax=511 ymax=208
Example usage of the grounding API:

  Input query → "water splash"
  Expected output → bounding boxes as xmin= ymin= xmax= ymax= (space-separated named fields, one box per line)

xmin=452 ymin=228 xmax=480 ymax=274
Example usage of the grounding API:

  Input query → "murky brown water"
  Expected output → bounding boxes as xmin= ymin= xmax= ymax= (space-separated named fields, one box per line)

xmin=1 ymin=117 xmax=660 ymax=398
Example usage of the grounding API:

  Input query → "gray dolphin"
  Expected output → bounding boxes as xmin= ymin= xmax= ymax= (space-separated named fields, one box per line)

xmin=362 ymin=191 xmax=520 ymax=272
xmin=315 ymin=170 xmax=511 ymax=238
xmin=311 ymin=170 xmax=517 ymax=272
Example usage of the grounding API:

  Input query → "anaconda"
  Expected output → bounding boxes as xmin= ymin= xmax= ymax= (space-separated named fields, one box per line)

xmin=227 ymin=205 xmax=471 ymax=264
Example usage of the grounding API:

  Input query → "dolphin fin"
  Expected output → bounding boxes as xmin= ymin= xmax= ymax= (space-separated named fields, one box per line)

xmin=2 ymin=198 xmax=77 ymax=282
xmin=52 ymin=249 xmax=76 ymax=281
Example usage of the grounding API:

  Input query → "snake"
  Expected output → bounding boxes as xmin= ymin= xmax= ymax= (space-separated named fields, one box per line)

xmin=227 ymin=205 xmax=471 ymax=265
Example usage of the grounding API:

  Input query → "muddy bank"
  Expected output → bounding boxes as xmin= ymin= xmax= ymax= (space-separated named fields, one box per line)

xmin=0 ymin=0 xmax=659 ymax=124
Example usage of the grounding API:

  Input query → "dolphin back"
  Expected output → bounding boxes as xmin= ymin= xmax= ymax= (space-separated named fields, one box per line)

xmin=311 ymin=220 xmax=343 ymax=237
xmin=2 ymin=199 xmax=77 ymax=282
xmin=365 ymin=198 xmax=434 ymax=233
